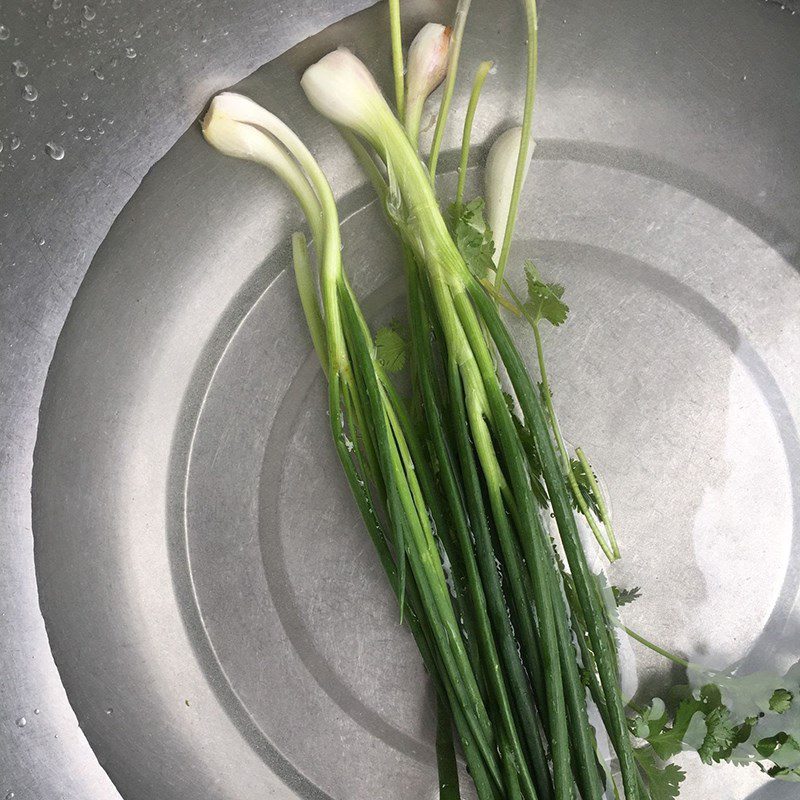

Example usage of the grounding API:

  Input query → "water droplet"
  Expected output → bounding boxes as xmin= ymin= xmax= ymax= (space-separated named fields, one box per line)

xmin=0 ymin=26 xmax=9 ymax=41
xmin=90 ymin=66 xmax=104 ymax=80
xmin=82 ymin=5 xmax=96 ymax=21
xmin=12 ymin=60 xmax=28 ymax=77
xmin=80 ymin=91 xmax=88 ymax=100
xmin=45 ymin=141 xmax=64 ymax=160
xmin=5 ymin=791 xmax=15 ymax=800
xmin=22 ymin=84 xmax=37 ymax=101
xmin=33 ymin=708 xmax=40 ymax=715
xmin=10 ymin=135 xmax=20 ymax=150
xmin=66 ymin=110 xmax=73 ymax=119
xmin=125 ymin=46 xmax=136 ymax=58
xmin=52 ymin=0 xmax=62 ymax=8
xmin=200 ymin=34 xmax=207 ymax=43
xmin=105 ymin=707 xmax=113 ymax=715
xmin=37 ymin=237 xmax=45 ymax=245
xmin=0 ymin=140 xmax=3 ymax=154
xmin=15 ymin=717 xmax=26 ymax=728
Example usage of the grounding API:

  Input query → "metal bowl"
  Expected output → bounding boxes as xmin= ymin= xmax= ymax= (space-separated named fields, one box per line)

xmin=3 ymin=1 xmax=800 ymax=798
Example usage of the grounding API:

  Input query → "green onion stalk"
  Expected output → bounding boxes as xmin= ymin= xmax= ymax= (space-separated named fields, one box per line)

xmin=201 ymin=1 xmax=643 ymax=796
xmin=202 ymin=90 xmax=507 ymax=798
xmin=300 ymin=24 xmax=640 ymax=800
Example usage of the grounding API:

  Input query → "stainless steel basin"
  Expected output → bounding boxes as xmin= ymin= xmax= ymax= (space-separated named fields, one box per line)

xmin=3 ymin=1 xmax=800 ymax=798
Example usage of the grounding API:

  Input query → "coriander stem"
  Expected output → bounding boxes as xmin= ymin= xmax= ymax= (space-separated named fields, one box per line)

xmin=516 ymin=289 xmax=616 ymax=562
xmin=428 ymin=0 xmax=472 ymax=186
xmin=623 ymin=626 xmax=689 ymax=669
xmin=575 ymin=447 xmax=620 ymax=560
xmin=455 ymin=60 xmax=493 ymax=208
xmin=533 ymin=322 xmax=615 ymax=561
xmin=494 ymin=0 xmax=538 ymax=290
xmin=389 ymin=0 xmax=405 ymax=119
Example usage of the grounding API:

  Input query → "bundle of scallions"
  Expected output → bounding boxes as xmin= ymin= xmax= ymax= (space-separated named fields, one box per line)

xmin=200 ymin=2 xmax=800 ymax=799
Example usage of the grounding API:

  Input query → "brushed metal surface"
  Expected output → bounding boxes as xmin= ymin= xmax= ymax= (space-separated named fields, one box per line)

xmin=3 ymin=1 xmax=800 ymax=799
xmin=0 ymin=2 xmax=374 ymax=799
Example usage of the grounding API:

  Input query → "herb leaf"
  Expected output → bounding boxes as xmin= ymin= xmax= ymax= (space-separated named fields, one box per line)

xmin=770 ymin=689 xmax=794 ymax=714
xmin=635 ymin=747 xmax=686 ymax=800
xmin=448 ymin=198 xmax=496 ymax=279
xmin=569 ymin=458 xmax=601 ymax=517
xmin=636 ymin=663 xmax=800 ymax=783
xmin=375 ymin=324 xmax=408 ymax=372
xmin=698 ymin=705 xmax=736 ymax=764
xmin=523 ymin=261 xmax=569 ymax=326
xmin=613 ymin=585 xmax=642 ymax=608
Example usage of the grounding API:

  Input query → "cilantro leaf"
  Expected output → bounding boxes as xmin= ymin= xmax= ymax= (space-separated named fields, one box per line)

xmin=523 ymin=261 xmax=569 ymax=326
xmin=568 ymin=458 xmax=601 ymax=517
xmin=643 ymin=690 xmax=717 ymax=760
xmin=375 ymin=325 xmax=407 ymax=373
xmin=448 ymin=198 xmax=496 ymax=279
xmin=758 ymin=734 xmax=800 ymax=770
xmin=631 ymin=697 xmax=667 ymax=738
xmin=770 ymin=689 xmax=794 ymax=714
xmin=613 ymin=585 xmax=642 ymax=608
xmin=635 ymin=747 xmax=686 ymax=800
xmin=698 ymin=705 xmax=736 ymax=764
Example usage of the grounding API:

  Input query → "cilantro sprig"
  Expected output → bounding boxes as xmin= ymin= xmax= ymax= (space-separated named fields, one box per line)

xmin=448 ymin=197 xmax=496 ymax=280
xmin=631 ymin=662 xmax=800 ymax=787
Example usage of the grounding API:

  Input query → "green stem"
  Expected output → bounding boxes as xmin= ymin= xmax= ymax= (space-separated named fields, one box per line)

xmin=436 ymin=697 xmax=461 ymax=800
xmin=494 ymin=0 xmax=538 ymax=290
xmin=380 ymin=368 xmax=484 ymax=679
xmin=450 ymin=287 xmax=574 ymax=800
xmin=466 ymin=281 xmax=642 ymax=800
xmin=532 ymin=323 xmax=616 ymax=561
xmin=412 ymin=263 xmax=553 ymax=800
xmin=499 ymin=735 xmax=524 ymax=800
xmin=389 ymin=0 xmax=405 ymax=119
xmin=338 ymin=285 xmax=501 ymax=787
xmin=547 ymin=576 xmax=605 ymax=800
xmin=504 ymin=279 xmax=616 ymax=561
xmin=291 ymin=233 xmax=328 ymax=375
xmin=455 ymin=60 xmax=493 ymax=208
xmin=576 ymin=447 xmax=620 ymax=560
xmin=445 ymin=361 xmax=553 ymax=800
xmin=624 ymin=626 xmax=689 ymax=669
xmin=340 ymin=128 xmax=388 ymax=205
xmin=428 ymin=0 xmax=472 ymax=186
